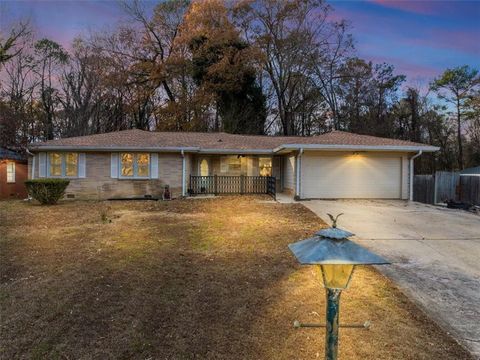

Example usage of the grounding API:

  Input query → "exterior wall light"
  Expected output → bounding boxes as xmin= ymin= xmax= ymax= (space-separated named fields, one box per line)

xmin=288 ymin=214 xmax=390 ymax=360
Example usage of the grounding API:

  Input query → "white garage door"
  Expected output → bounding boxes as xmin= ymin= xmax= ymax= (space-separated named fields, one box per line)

xmin=302 ymin=153 xmax=402 ymax=199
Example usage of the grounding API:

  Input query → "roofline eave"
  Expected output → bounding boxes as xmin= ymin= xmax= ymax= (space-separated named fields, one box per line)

xmin=197 ymin=149 xmax=273 ymax=154
xmin=28 ymin=144 xmax=440 ymax=153
xmin=273 ymin=144 xmax=440 ymax=153
xmin=28 ymin=146 xmax=201 ymax=152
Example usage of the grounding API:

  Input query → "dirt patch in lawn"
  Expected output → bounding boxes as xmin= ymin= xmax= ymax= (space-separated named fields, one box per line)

xmin=0 ymin=197 xmax=472 ymax=359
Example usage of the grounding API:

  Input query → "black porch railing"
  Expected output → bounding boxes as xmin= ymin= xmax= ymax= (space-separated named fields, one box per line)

xmin=189 ymin=175 xmax=276 ymax=199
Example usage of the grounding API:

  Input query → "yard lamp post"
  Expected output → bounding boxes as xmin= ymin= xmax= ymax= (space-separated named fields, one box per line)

xmin=288 ymin=215 xmax=390 ymax=360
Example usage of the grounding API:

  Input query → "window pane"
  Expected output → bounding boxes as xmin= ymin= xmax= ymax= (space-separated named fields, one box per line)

xmin=137 ymin=153 xmax=150 ymax=177
xmin=6 ymin=162 xmax=15 ymax=183
xmin=221 ymin=156 xmax=242 ymax=174
xmin=49 ymin=153 xmax=62 ymax=176
xmin=259 ymin=157 xmax=272 ymax=177
xmin=121 ymin=153 xmax=134 ymax=176
xmin=228 ymin=156 xmax=241 ymax=172
xmin=66 ymin=153 xmax=78 ymax=177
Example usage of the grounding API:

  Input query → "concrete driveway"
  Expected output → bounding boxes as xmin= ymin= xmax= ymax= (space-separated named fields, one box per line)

xmin=302 ymin=199 xmax=480 ymax=358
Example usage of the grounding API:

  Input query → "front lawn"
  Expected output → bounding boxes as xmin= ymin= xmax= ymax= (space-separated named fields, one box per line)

xmin=0 ymin=198 xmax=472 ymax=359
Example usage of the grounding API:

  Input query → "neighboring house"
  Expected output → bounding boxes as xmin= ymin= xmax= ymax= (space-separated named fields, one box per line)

xmin=459 ymin=166 xmax=480 ymax=176
xmin=0 ymin=148 xmax=28 ymax=199
xmin=27 ymin=129 xmax=438 ymax=200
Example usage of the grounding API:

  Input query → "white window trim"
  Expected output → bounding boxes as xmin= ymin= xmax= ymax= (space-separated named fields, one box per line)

xmin=118 ymin=153 xmax=151 ymax=179
xmin=47 ymin=152 xmax=79 ymax=178
xmin=6 ymin=161 xmax=15 ymax=183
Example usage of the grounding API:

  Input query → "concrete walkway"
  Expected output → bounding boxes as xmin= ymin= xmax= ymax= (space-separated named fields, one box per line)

xmin=302 ymin=199 xmax=480 ymax=358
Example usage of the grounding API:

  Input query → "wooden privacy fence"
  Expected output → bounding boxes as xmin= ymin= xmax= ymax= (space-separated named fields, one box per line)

xmin=413 ymin=171 xmax=480 ymax=205
xmin=189 ymin=175 xmax=276 ymax=199
xmin=434 ymin=171 xmax=459 ymax=203
xmin=413 ymin=175 xmax=435 ymax=204
xmin=459 ymin=176 xmax=480 ymax=205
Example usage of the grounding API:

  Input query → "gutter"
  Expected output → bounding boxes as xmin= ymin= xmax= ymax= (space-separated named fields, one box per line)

xmin=28 ymin=146 xmax=273 ymax=155
xmin=197 ymin=149 xmax=273 ymax=155
xmin=295 ymin=148 xmax=304 ymax=199
xmin=28 ymin=144 xmax=440 ymax=154
xmin=274 ymin=144 xmax=439 ymax=153
xmin=28 ymin=146 xmax=200 ymax=152
xmin=409 ymin=150 xmax=423 ymax=201
xmin=26 ymin=149 xmax=35 ymax=179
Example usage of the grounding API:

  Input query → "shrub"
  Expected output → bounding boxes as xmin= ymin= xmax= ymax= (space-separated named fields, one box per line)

xmin=25 ymin=179 xmax=70 ymax=205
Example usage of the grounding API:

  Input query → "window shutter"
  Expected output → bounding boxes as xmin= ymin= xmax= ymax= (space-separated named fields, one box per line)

xmin=39 ymin=152 xmax=46 ymax=177
xmin=150 ymin=153 xmax=159 ymax=179
xmin=31 ymin=155 xmax=36 ymax=179
xmin=111 ymin=153 xmax=118 ymax=178
xmin=78 ymin=153 xmax=86 ymax=178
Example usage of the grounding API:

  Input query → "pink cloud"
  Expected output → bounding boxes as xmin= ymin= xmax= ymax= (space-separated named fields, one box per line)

xmin=363 ymin=54 xmax=441 ymax=80
xmin=396 ymin=28 xmax=480 ymax=56
xmin=367 ymin=0 xmax=440 ymax=15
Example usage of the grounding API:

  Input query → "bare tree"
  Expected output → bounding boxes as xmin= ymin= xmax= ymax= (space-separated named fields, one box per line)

xmin=431 ymin=65 xmax=480 ymax=169
xmin=0 ymin=21 xmax=30 ymax=67
xmin=310 ymin=20 xmax=353 ymax=130
xmin=235 ymin=0 xmax=330 ymax=135
xmin=33 ymin=39 xmax=68 ymax=140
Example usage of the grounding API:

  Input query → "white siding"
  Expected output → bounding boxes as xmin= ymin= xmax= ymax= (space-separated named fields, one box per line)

xmin=283 ymin=155 xmax=296 ymax=191
xmin=401 ymin=155 xmax=409 ymax=199
xmin=301 ymin=152 xmax=403 ymax=199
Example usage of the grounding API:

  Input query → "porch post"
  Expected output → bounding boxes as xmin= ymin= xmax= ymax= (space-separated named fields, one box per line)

xmin=181 ymin=150 xmax=186 ymax=197
xmin=295 ymin=148 xmax=303 ymax=199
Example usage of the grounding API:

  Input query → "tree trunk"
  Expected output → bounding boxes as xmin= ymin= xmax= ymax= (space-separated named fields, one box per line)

xmin=457 ymin=98 xmax=464 ymax=169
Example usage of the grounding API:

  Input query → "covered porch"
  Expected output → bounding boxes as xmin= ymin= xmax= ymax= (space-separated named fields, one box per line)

xmin=186 ymin=154 xmax=285 ymax=198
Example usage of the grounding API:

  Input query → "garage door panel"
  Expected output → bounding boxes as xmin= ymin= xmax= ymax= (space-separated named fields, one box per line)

xmin=302 ymin=154 xmax=402 ymax=199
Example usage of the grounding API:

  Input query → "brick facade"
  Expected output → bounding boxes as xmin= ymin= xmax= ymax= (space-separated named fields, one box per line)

xmin=0 ymin=160 xmax=28 ymax=199
xmin=30 ymin=152 xmax=183 ymax=200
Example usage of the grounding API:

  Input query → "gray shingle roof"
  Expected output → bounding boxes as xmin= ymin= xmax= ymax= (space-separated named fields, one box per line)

xmin=0 ymin=148 xmax=27 ymax=161
xmin=28 ymin=129 xmax=438 ymax=152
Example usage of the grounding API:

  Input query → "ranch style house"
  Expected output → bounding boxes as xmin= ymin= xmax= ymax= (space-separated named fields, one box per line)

xmin=27 ymin=129 xmax=438 ymax=200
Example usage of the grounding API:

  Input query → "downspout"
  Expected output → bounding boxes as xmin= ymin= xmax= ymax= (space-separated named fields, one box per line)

xmin=409 ymin=150 xmax=422 ymax=201
xmin=181 ymin=149 xmax=186 ymax=197
xmin=295 ymin=148 xmax=304 ymax=199
xmin=26 ymin=149 xmax=35 ymax=179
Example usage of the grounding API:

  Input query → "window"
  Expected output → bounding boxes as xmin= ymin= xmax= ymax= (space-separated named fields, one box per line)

xmin=48 ymin=152 xmax=79 ymax=177
xmin=259 ymin=157 xmax=272 ymax=177
xmin=6 ymin=162 xmax=15 ymax=183
xmin=221 ymin=156 xmax=242 ymax=174
xmin=65 ymin=153 xmax=78 ymax=177
xmin=229 ymin=157 xmax=241 ymax=172
xmin=120 ymin=153 xmax=150 ymax=178
xmin=121 ymin=153 xmax=134 ymax=177
xmin=137 ymin=154 xmax=150 ymax=177
xmin=49 ymin=153 xmax=62 ymax=176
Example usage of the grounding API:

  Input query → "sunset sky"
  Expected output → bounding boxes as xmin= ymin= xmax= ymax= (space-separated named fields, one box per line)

xmin=1 ymin=0 xmax=479 ymax=86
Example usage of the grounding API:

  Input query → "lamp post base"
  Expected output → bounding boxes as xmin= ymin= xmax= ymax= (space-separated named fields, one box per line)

xmin=325 ymin=288 xmax=341 ymax=360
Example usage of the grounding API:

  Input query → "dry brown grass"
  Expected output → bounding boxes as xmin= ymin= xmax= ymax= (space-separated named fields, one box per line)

xmin=0 ymin=197 xmax=472 ymax=360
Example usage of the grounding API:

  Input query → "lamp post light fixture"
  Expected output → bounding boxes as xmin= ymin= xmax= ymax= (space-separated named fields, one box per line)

xmin=288 ymin=214 xmax=390 ymax=360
